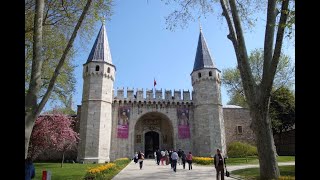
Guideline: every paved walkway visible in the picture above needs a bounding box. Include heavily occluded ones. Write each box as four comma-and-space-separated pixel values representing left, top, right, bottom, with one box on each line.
112, 159, 295, 180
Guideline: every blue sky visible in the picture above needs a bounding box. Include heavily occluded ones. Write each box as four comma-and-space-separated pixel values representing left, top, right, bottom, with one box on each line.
47, 0, 295, 111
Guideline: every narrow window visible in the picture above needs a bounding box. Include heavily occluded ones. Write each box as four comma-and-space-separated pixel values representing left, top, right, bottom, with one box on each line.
136, 135, 141, 143
237, 126, 243, 134
107, 67, 110, 73
209, 71, 212, 76
198, 72, 201, 78
95, 65, 100, 71
86, 66, 88, 72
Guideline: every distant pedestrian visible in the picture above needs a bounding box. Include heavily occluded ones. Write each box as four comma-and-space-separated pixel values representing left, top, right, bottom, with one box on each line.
169, 150, 173, 168
171, 150, 178, 172
160, 150, 165, 165
25, 157, 35, 180
138, 151, 145, 170
177, 149, 182, 165
156, 149, 161, 165
186, 152, 193, 170
133, 152, 138, 164
165, 150, 169, 165
214, 149, 225, 180
181, 151, 186, 169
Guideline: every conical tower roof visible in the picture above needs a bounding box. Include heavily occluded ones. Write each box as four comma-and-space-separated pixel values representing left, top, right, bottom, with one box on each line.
86, 24, 112, 63
193, 30, 215, 71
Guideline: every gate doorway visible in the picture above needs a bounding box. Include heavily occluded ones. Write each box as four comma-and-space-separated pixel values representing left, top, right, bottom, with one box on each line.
144, 131, 159, 158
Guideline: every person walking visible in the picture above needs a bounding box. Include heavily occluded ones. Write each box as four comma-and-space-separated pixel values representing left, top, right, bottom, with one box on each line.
138, 151, 145, 170
214, 149, 225, 180
177, 149, 182, 165
25, 157, 35, 180
154, 150, 157, 164
133, 151, 138, 164
186, 151, 193, 170
160, 150, 165, 165
181, 151, 186, 169
156, 149, 161, 165
171, 150, 178, 172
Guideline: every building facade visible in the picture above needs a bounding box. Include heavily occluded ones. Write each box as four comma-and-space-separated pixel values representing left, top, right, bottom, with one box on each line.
77, 25, 255, 163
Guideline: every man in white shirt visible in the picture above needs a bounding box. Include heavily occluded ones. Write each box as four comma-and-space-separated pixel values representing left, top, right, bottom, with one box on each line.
171, 150, 179, 172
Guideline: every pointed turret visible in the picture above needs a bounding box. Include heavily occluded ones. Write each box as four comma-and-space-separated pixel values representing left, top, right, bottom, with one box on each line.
86, 25, 112, 64
193, 30, 215, 71
78, 23, 115, 163
191, 29, 226, 157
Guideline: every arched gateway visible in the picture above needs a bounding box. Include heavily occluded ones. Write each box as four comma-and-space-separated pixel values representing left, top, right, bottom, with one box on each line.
77, 25, 229, 163
134, 112, 174, 158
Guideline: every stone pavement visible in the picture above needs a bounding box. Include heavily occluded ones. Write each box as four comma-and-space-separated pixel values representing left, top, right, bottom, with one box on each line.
112, 159, 295, 180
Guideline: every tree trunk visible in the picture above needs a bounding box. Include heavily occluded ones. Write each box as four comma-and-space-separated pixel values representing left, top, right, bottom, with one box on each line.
61, 151, 65, 168
25, 0, 93, 158
25, 0, 45, 159
251, 97, 280, 179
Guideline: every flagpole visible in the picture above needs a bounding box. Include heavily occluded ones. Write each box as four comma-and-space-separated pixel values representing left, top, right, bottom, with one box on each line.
153, 77, 155, 99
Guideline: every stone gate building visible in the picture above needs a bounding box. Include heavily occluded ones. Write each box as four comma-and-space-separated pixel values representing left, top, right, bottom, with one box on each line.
77, 25, 255, 163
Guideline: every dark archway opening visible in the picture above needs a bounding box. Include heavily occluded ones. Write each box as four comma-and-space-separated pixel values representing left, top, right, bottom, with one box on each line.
144, 131, 159, 159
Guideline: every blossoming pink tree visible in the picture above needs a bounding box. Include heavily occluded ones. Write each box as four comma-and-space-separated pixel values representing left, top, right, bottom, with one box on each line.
28, 112, 79, 167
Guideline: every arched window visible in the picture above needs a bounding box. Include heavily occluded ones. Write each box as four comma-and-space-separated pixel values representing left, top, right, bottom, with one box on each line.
209, 71, 212, 76
86, 66, 88, 72
198, 72, 201, 78
95, 65, 100, 71
107, 67, 110, 73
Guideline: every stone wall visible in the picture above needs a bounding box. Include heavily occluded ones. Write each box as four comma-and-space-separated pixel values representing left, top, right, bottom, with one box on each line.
223, 107, 255, 147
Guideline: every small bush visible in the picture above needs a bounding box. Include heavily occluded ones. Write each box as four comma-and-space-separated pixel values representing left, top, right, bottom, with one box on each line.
193, 156, 213, 165
85, 163, 116, 179
227, 141, 258, 158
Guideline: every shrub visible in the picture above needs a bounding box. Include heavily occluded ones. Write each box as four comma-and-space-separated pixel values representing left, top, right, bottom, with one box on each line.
193, 156, 213, 165
85, 163, 116, 179
84, 158, 131, 180
227, 141, 258, 158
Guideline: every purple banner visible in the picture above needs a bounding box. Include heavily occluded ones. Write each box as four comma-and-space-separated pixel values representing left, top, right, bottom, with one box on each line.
178, 125, 190, 139
117, 106, 130, 138
117, 125, 129, 138
177, 108, 190, 139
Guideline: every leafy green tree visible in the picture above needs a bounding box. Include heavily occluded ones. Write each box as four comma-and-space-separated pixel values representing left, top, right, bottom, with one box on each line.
163, 0, 294, 178
227, 91, 249, 108
270, 87, 295, 135
25, 0, 113, 159
222, 48, 295, 107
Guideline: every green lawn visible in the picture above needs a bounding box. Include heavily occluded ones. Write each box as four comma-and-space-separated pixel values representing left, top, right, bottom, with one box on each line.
34, 163, 101, 180
226, 156, 295, 166
34, 159, 131, 180
231, 165, 295, 180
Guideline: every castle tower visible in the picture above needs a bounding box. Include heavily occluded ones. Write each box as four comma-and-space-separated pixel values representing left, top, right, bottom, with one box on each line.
78, 24, 116, 163
191, 29, 226, 156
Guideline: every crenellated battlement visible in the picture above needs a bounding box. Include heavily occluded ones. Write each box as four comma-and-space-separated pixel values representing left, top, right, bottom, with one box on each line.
113, 87, 193, 103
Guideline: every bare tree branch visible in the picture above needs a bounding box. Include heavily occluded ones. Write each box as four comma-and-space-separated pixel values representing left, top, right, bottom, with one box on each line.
228, 0, 256, 104
265, 0, 290, 93
261, 0, 276, 91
